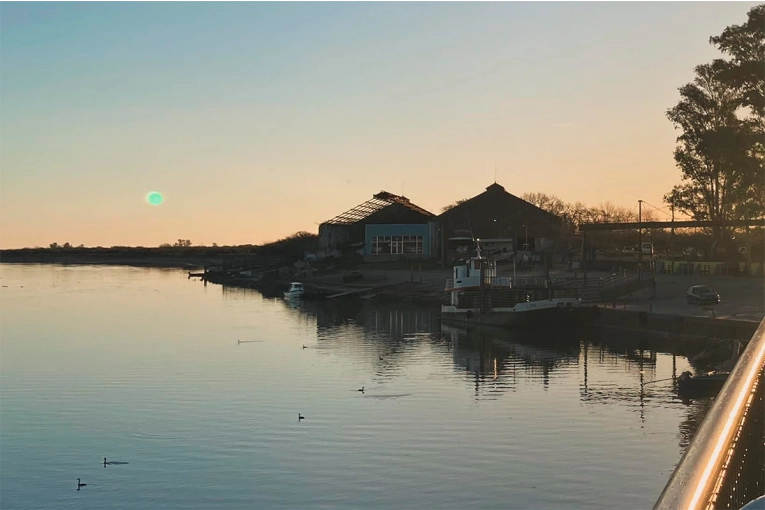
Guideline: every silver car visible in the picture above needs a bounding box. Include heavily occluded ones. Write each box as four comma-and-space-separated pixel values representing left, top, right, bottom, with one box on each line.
686, 285, 720, 305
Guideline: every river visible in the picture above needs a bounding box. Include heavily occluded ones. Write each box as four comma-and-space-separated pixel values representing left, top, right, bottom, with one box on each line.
0, 264, 711, 509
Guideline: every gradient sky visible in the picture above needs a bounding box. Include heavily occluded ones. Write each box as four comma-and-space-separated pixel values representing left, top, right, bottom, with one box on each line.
1, 2, 759, 248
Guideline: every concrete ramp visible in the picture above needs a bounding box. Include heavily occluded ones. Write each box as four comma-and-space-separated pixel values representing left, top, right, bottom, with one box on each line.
568, 273, 655, 305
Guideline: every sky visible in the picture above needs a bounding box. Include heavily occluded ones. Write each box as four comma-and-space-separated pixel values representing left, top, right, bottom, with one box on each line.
0, 2, 759, 249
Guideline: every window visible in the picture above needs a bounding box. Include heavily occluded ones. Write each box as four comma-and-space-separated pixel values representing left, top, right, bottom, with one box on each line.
373, 236, 391, 254
371, 234, 424, 255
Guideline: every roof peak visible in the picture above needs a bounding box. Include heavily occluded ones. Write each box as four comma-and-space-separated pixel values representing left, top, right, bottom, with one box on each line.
486, 182, 505, 192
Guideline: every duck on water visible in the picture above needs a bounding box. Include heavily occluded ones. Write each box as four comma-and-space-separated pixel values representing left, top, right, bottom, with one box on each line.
104, 457, 129, 466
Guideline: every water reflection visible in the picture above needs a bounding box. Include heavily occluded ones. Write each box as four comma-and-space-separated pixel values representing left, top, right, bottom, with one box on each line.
275, 297, 719, 447
1, 267, 719, 510
440, 323, 581, 395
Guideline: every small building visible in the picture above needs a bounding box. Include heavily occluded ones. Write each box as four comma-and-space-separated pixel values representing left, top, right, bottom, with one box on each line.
437, 183, 563, 263
318, 191, 437, 261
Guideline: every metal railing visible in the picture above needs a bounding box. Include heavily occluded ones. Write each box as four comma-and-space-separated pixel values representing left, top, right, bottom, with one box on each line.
444, 276, 529, 290
654, 318, 765, 510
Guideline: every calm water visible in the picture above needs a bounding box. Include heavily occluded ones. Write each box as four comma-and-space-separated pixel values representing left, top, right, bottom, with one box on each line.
1, 264, 711, 509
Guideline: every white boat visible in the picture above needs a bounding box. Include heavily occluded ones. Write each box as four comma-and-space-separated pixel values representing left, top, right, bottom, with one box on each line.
440, 242, 581, 329
283, 282, 305, 299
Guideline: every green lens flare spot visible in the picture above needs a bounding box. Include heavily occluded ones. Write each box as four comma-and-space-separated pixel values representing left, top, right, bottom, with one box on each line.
146, 191, 164, 206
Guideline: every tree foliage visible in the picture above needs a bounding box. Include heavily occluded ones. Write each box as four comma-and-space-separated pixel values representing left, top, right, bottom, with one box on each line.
521, 192, 638, 227
709, 4, 765, 125
441, 198, 470, 213
664, 6, 765, 255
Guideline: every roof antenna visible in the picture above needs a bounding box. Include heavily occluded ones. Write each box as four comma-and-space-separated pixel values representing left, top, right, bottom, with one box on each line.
401, 180, 405, 197
494, 157, 497, 184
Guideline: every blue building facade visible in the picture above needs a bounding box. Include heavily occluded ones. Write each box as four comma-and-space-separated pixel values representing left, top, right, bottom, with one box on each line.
364, 224, 434, 261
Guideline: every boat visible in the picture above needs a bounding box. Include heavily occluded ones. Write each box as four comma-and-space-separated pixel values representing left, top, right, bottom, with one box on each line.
283, 282, 305, 299
678, 370, 730, 398
440, 242, 581, 329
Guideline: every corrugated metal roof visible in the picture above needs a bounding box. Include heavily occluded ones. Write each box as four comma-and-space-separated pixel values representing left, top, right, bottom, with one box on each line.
323, 191, 435, 225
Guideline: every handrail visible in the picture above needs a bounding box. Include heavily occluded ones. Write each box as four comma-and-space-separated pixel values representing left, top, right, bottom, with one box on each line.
654, 318, 765, 510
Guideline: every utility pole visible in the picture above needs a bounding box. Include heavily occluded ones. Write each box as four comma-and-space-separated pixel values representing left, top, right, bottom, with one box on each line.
670, 205, 675, 275
638, 200, 643, 271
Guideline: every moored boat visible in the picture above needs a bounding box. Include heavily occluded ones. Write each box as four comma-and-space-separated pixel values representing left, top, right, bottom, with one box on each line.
677, 370, 730, 398
284, 282, 305, 299
440, 242, 581, 329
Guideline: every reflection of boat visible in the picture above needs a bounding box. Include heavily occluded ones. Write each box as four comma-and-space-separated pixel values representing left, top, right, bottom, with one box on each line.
283, 282, 305, 299
678, 370, 729, 398
440, 243, 581, 329
441, 323, 580, 365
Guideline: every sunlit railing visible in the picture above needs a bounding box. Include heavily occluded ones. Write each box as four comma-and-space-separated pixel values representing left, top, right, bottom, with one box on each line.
654, 318, 765, 510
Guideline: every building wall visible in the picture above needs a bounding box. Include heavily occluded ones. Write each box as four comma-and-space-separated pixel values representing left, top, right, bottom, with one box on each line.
318, 223, 351, 256
438, 184, 560, 242
364, 224, 431, 261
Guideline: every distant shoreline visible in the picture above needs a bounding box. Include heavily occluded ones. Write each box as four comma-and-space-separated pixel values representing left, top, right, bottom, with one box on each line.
0, 250, 223, 269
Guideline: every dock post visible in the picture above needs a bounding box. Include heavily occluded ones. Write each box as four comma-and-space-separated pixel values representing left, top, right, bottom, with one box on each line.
581, 231, 588, 285
479, 260, 485, 314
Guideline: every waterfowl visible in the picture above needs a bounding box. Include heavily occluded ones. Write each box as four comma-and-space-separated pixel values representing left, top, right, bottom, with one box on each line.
302, 345, 307, 349
298, 413, 305, 421
358, 387, 365, 393
77, 478, 86, 489
103, 457, 129, 466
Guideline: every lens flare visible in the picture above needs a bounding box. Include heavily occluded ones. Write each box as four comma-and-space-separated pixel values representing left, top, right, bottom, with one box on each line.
146, 191, 164, 206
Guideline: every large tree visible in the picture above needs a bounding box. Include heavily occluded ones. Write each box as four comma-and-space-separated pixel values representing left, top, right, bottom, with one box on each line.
710, 5, 765, 126
664, 61, 763, 255
710, 4, 765, 219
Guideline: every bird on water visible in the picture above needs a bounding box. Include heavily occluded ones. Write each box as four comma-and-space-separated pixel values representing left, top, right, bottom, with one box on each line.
104, 457, 129, 466
358, 387, 365, 393
298, 413, 305, 421
77, 478, 87, 490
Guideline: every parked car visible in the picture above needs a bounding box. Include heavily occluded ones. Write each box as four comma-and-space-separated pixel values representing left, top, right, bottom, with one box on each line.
622, 246, 636, 254
686, 285, 720, 305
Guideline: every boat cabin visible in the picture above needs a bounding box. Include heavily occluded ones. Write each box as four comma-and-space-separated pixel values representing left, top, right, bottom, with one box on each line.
452, 256, 498, 289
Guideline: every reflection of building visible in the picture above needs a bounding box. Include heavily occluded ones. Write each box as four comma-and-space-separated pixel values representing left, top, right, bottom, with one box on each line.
308, 300, 439, 342
318, 191, 437, 261
441, 324, 580, 394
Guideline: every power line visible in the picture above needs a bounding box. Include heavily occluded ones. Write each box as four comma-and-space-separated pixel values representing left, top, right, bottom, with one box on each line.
641, 200, 673, 218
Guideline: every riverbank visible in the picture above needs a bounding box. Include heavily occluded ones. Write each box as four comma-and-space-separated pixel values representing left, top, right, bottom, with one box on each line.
200, 266, 453, 305
0, 253, 215, 269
